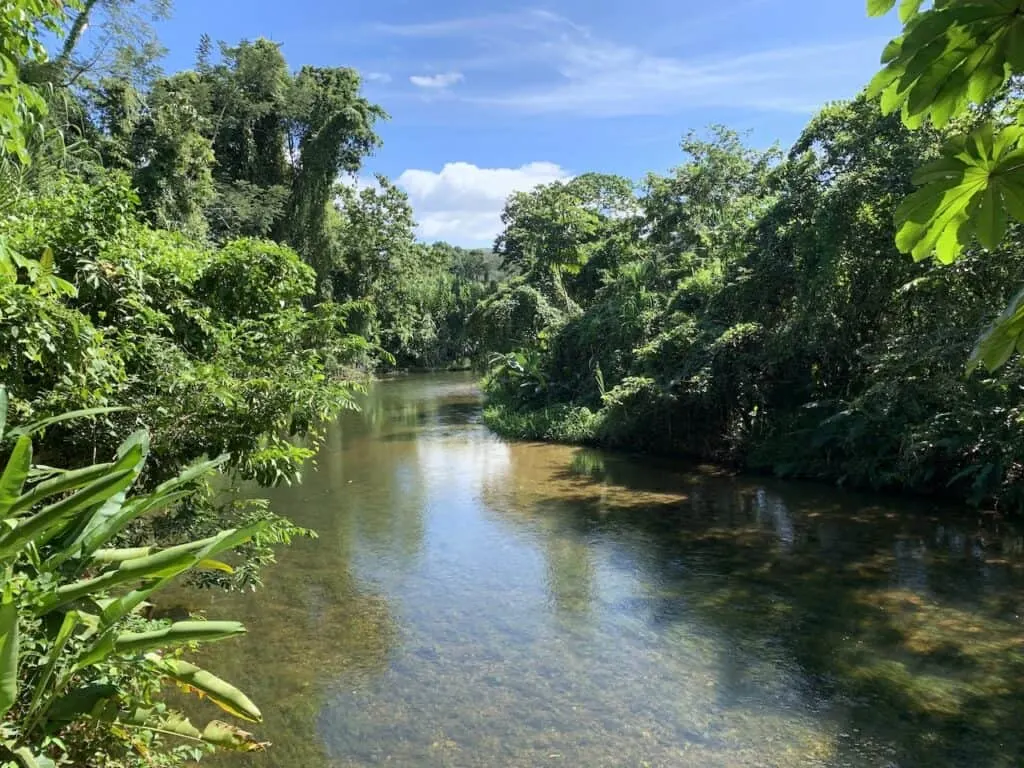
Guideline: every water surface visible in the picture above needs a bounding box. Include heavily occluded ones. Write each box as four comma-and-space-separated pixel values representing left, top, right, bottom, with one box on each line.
193, 373, 1024, 767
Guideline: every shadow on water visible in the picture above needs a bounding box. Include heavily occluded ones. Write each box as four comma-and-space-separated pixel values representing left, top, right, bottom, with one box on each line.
195, 373, 1024, 767
490, 446, 1024, 767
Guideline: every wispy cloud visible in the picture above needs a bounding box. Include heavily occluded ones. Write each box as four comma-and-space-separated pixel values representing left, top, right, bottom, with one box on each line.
364, 72, 393, 84
369, 9, 881, 117
410, 72, 465, 89
480, 38, 884, 116
372, 10, 576, 38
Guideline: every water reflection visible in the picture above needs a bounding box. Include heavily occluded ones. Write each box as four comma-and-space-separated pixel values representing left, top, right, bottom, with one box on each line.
200, 373, 1024, 768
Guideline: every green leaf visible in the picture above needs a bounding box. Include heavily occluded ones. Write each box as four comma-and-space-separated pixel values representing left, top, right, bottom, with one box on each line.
53, 455, 226, 574
7, 461, 116, 519
0, 461, 138, 560
115, 709, 269, 752
148, 656, 261, 722
26, 611, 80, 721
46, 684, 119, 722
870, 2, 1024, 127
895, 126, 1024, 262
6, 746, 56, 768
899, 0, 923, 23
75, 622, 247, 671
969, 285, 1024, 371
975, 184, 1008, 249
0, 599, 18, 718
0, 385, 7, 441
41, 522, 265, 623
868, 0, 897, 17
7, 406, 129, 439
0, 436, 32, 518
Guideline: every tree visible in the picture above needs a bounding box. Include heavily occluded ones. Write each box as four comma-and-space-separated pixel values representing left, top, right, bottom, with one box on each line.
495, 174, 636, 314
284, 66, 385, 291
0, 0, 74, 166
866, 0, 1024, 370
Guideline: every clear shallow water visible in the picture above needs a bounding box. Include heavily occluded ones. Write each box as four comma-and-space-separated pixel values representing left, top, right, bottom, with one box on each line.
191, 373, 1024, 767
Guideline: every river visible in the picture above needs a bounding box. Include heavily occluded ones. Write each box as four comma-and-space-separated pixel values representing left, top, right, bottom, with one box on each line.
190, 372, 1024, 767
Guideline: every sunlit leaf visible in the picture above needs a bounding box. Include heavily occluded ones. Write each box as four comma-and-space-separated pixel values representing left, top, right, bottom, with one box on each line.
969, 284, 1024, 371
894, 126, 1024, 263
0, 436, 32, 519
0, 598, 18, 718
148, 656, 261, 722
867, 0, 897, 17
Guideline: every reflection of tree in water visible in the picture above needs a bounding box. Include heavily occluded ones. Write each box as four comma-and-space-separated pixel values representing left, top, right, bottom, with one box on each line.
544, 534, 595, 618
482, 444, 1024, 767
187, 429, 400, 767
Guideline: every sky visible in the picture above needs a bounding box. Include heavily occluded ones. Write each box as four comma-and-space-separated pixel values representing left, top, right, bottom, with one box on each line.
150, 0, 900, 247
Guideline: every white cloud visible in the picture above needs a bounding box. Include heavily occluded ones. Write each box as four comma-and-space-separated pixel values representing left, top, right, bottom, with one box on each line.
409, 72, 465, 89
363, 72, 393, 83
395, 161, 570, 246
372, 10, 882, 117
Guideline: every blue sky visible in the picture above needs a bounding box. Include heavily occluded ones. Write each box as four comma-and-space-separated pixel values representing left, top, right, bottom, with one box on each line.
153, 0, 899, 246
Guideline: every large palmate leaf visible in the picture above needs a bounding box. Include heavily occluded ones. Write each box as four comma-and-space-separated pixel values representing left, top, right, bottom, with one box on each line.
895, 125, 1024, 263
869, 0, 1024, 129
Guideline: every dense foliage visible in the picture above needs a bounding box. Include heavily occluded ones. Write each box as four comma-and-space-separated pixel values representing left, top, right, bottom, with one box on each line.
7, 0, 1024, 762
0, 1, 500, 764
0, 399, 270, 766
480, 105, 1024, 511
868, 0, 1024, 370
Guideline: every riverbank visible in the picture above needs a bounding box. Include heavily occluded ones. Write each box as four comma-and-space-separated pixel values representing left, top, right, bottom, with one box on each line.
191, 373, 1024, 768
481, 398, 1020, 514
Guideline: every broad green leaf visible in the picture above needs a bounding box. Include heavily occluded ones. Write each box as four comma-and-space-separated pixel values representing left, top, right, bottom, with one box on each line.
7, 746, 56, 768
148, 656, 261, 722
7, 461, 116, 518
969, 285, 1024, 371
0, 436, 32, 518
153, 455, 228, 495
26, 611, 81, 721
0, 464, 137, 560
900, 0, 924, 23
51, 455, 227, 571
871, 2, 1024, 127
46, 683, 119, 722
895, 126, 1024, 262
74, 621, 247, 671
0, 599, 18, 717
116, 709, 269, 752
90, 547, 154, 564
7, 406, 128, 439
867, 0, 897, 17
975, 184, 1008, 248
56, 490, 193, 571
94, 524, 265, 627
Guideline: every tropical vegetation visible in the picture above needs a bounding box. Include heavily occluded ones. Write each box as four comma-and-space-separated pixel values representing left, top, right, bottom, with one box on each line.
6, 0, 1024, 763
0, 0, 497, 764
477, 3, 1024, 512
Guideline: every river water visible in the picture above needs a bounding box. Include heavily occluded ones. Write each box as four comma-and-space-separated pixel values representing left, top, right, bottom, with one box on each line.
192, 373, 1024, 767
